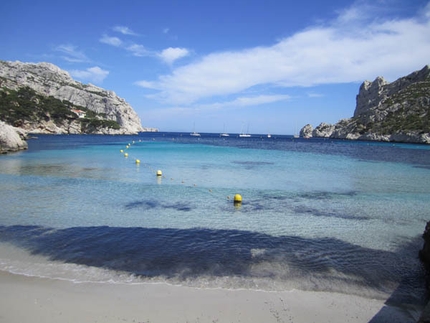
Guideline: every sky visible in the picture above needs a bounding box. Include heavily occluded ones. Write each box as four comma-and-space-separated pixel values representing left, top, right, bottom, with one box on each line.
1, 0, 430, 135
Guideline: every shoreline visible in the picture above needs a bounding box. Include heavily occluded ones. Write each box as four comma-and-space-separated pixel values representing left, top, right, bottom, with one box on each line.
0, 270, 418, 323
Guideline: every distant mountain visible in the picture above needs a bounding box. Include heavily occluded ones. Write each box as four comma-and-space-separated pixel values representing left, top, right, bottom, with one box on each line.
0, 60, 156, 134
300, 65, 430, 144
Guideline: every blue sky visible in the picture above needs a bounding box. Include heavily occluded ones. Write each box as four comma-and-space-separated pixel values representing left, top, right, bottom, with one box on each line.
1, 0, 430, 134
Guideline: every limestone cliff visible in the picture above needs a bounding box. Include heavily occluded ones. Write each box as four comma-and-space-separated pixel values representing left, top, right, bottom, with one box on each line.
300, 65, 430, 144
0, 60, 155, 134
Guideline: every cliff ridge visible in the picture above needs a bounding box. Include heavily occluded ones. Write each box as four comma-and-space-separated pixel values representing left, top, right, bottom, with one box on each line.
0, 60, 155, 135
300, 65, 430, 144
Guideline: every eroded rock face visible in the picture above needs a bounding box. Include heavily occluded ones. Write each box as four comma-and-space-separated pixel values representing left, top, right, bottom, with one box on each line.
299, 124, 313, 138
0, 121, 28, 153
354, 66, 430, 120
303, 65, 430, 144
0, 60, 148, 134
312, 123, 335, 138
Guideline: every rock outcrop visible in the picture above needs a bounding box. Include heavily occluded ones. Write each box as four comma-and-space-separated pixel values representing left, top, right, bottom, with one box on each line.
0, 60, 154, 134
312, 122, 335, 138
299, 124, 313, 138
0, 121, 28, 153
418, 222, 430, 323
300, 65, 430, 144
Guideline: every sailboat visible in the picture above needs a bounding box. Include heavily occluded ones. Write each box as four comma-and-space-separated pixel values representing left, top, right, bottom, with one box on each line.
239, 124, 251, 137
293, 124, 300, 138
220, 124, 229, 137
190, 123, 201, 137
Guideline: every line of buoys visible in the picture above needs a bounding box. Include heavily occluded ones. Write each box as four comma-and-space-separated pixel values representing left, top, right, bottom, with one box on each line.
118, 140, 243, 206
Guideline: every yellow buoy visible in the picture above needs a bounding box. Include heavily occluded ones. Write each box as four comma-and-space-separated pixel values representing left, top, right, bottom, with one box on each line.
156, 170, 162, 177
233, 194, 242, 204
135, 159, 140, 164
124, 153, 128, 157
120, 149, 124, 153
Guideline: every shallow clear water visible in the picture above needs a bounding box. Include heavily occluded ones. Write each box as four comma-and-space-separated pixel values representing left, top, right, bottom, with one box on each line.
1, 133, 430, 309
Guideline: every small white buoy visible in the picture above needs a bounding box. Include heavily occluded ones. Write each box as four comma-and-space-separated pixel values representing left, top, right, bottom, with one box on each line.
156, 170, 162, 177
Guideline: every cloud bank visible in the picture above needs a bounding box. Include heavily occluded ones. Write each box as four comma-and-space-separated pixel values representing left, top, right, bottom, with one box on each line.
136, 1, 430, 106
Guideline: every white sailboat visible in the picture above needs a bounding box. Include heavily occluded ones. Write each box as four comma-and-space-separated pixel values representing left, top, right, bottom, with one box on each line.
220, 124, 229, 137
190, 123, 201, 137
293, 124, 300, 138
239, 123, 251, 137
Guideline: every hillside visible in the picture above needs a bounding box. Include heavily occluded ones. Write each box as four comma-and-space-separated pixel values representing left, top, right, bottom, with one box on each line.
0, 60, 155, 134
301, 65, 430, 144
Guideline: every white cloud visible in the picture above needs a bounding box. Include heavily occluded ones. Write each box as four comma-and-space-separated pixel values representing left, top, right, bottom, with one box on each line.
230, 94, 290, 107
126, 44, 148, 57
136, 1, 430, 105
134, 80, 158, 89
113, 25, 138, 36
99, 34, 123, 47
198, 94, 291, 110
69, 66, 109, 84
158, 47, 190, 64
307, 92, 324, 98
55, 44, 89, 63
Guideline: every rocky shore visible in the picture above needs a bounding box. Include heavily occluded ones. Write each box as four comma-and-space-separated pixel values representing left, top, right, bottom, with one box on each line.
419, 222, 430, 323
0, 121, 28, 153
300, 65, 430, 144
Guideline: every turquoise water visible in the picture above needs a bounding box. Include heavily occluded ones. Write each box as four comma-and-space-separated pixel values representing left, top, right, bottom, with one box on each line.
1, 133, 430, 316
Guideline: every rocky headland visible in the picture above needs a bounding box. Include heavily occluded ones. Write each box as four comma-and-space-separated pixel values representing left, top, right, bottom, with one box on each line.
0, 60, 157, 137
300, 65, 430, 144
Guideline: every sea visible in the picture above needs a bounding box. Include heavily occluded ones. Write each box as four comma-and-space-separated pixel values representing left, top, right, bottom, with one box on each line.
1, 132, 430, 320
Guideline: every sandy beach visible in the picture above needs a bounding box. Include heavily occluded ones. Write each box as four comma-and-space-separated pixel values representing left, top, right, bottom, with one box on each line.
0, 270, 413, 323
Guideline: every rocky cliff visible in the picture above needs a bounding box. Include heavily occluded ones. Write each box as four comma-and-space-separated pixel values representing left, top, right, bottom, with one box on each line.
300, 65, 430, 144
0, 60, 155, 135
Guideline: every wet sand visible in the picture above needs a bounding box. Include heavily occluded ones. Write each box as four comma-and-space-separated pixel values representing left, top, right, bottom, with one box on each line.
0, 270, 412, 323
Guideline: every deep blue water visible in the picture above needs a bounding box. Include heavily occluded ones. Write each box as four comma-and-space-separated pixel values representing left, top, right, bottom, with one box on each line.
1, 132, 430, 316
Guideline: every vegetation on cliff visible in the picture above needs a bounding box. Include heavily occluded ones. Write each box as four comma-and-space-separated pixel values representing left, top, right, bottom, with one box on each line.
0, 86, 120, 132
356, 80, 430, 135
0, 60, 146, 134
303, 65, 430, 143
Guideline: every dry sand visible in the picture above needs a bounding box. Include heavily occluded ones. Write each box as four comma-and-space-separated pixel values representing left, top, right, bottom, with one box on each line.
0, 270, 411, 323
